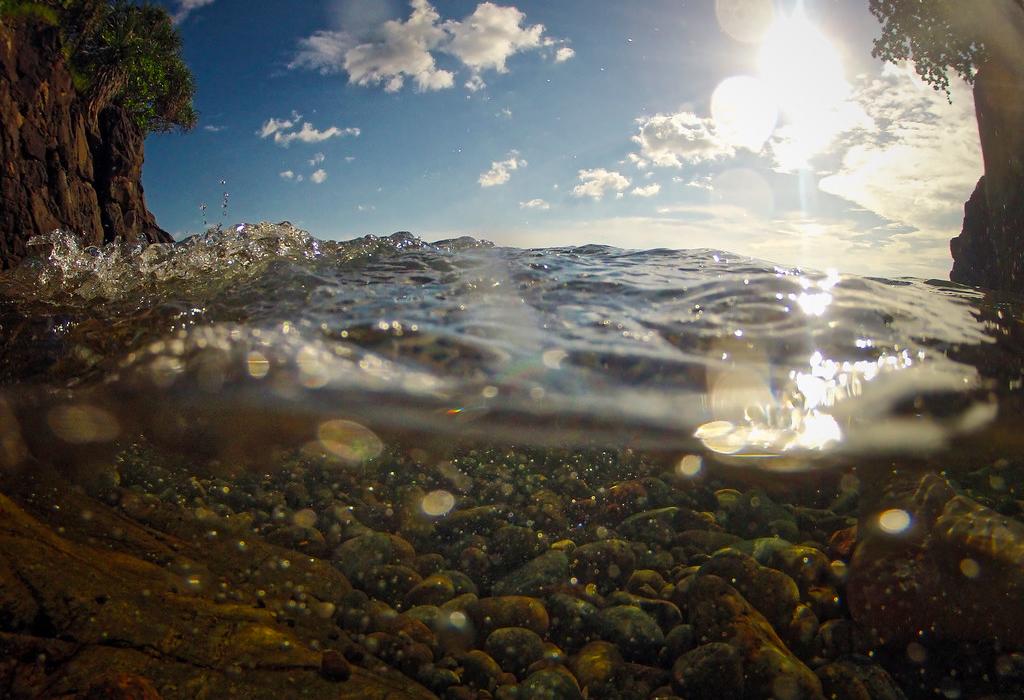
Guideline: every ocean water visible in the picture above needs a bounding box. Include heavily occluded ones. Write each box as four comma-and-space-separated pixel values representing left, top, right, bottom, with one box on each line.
1, 221, 1020, 466
2, 222, 1024, 698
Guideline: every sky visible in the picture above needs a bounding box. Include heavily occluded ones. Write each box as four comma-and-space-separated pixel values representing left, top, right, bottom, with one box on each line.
144, 0, 983, 279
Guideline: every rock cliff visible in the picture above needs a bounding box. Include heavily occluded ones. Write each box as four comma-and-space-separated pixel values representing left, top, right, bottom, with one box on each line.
0, 17, 170, 270
950, 61, 1024, 292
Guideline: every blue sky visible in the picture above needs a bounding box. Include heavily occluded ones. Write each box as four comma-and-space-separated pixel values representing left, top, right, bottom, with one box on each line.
144, 0, 982, 278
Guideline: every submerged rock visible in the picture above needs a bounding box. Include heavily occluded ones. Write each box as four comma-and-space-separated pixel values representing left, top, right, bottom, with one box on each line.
847, 473, 1024, 647
685, 575, 823, 699
0, 486, 433, 699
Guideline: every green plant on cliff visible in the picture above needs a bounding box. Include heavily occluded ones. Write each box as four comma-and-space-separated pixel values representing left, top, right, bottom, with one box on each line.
73, 1, 197, 134
1, 0, 196, 134
870, 0, 1024, 97
0, 0, 59, 25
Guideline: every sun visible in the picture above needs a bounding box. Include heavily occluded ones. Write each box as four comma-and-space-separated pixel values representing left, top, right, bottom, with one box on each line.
708, 5, 851, 159
758, 7, 848, 120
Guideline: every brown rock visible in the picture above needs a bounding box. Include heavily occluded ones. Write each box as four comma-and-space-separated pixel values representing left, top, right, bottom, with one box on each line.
847, 472, 1024, 647
1, 19, 171, 270
0, 484, 434, 700
467, 596, 550, 637
81, 673, 162, 700
686, 575, 824, 699
320, 649, 352, 682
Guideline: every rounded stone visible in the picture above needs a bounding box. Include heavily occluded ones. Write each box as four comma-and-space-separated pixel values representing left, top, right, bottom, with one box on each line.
672, 642, 744, 699
468, 596, 550, 637
569, 640, 623, 695
404, 573, 457, 608
460, 649, 504, 691
592, 605, 665, 662
570, 540, 635, 595
361, 564, 422, 607
485, 626, 546, 678
519, 667, 583, 700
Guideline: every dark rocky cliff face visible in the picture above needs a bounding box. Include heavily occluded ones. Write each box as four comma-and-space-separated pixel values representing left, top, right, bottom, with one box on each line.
950, 176, 999, 288
0, 18, 171, 270
950, 62, 1024, 292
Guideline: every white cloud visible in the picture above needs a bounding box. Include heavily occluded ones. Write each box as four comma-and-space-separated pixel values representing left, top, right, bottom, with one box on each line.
796, 65, 982, 259
203, 124, 225, 133
290, 1, 568, 93
479, 151, 526, 187
348, 0, 454, 92
259, 118, 360, 147
443, 2, 547, 90
345, 156, 357, 163
631, 111, 734, 168
291, 0, 452, 92
309, 152, 326, 166
172, 0, 215, 24
310, 169, 328, 184
573, 169, 632, 201
520, 198, 550, 210
259, 117, 295, 139
631, 183, 661, 198
290, 31, 352, 75
555, 47, 575, 63
279, 170, 295, 180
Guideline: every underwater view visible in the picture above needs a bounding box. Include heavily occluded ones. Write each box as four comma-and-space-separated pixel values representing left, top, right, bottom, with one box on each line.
3, 1, 1024, 699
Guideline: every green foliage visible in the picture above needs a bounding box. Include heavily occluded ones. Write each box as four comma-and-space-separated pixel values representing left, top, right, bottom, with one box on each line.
74, 1, 197, 133
870, 0, 1024, 97
2, 0, 197, 134
0, 1, 60, 25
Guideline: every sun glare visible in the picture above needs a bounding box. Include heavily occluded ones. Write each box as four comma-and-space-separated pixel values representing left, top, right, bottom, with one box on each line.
758, 8, 848, 119
709, 4, 849, 163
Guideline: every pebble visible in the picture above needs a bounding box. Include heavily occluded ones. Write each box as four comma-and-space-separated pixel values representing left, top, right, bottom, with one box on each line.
460, 649, 503, 691
518, 666, 583, 700
569, 640, 623, 695
672, 642, 745, 699
468, 596, 550, 637
569, 540, 635, 595
404, 573, 457, 607
485, 627, 546, 678
591, 605, 665, 662
492, 549, 568, 597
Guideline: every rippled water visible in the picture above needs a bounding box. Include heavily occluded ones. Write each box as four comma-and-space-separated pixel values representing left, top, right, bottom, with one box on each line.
1, 222, 1023, 471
